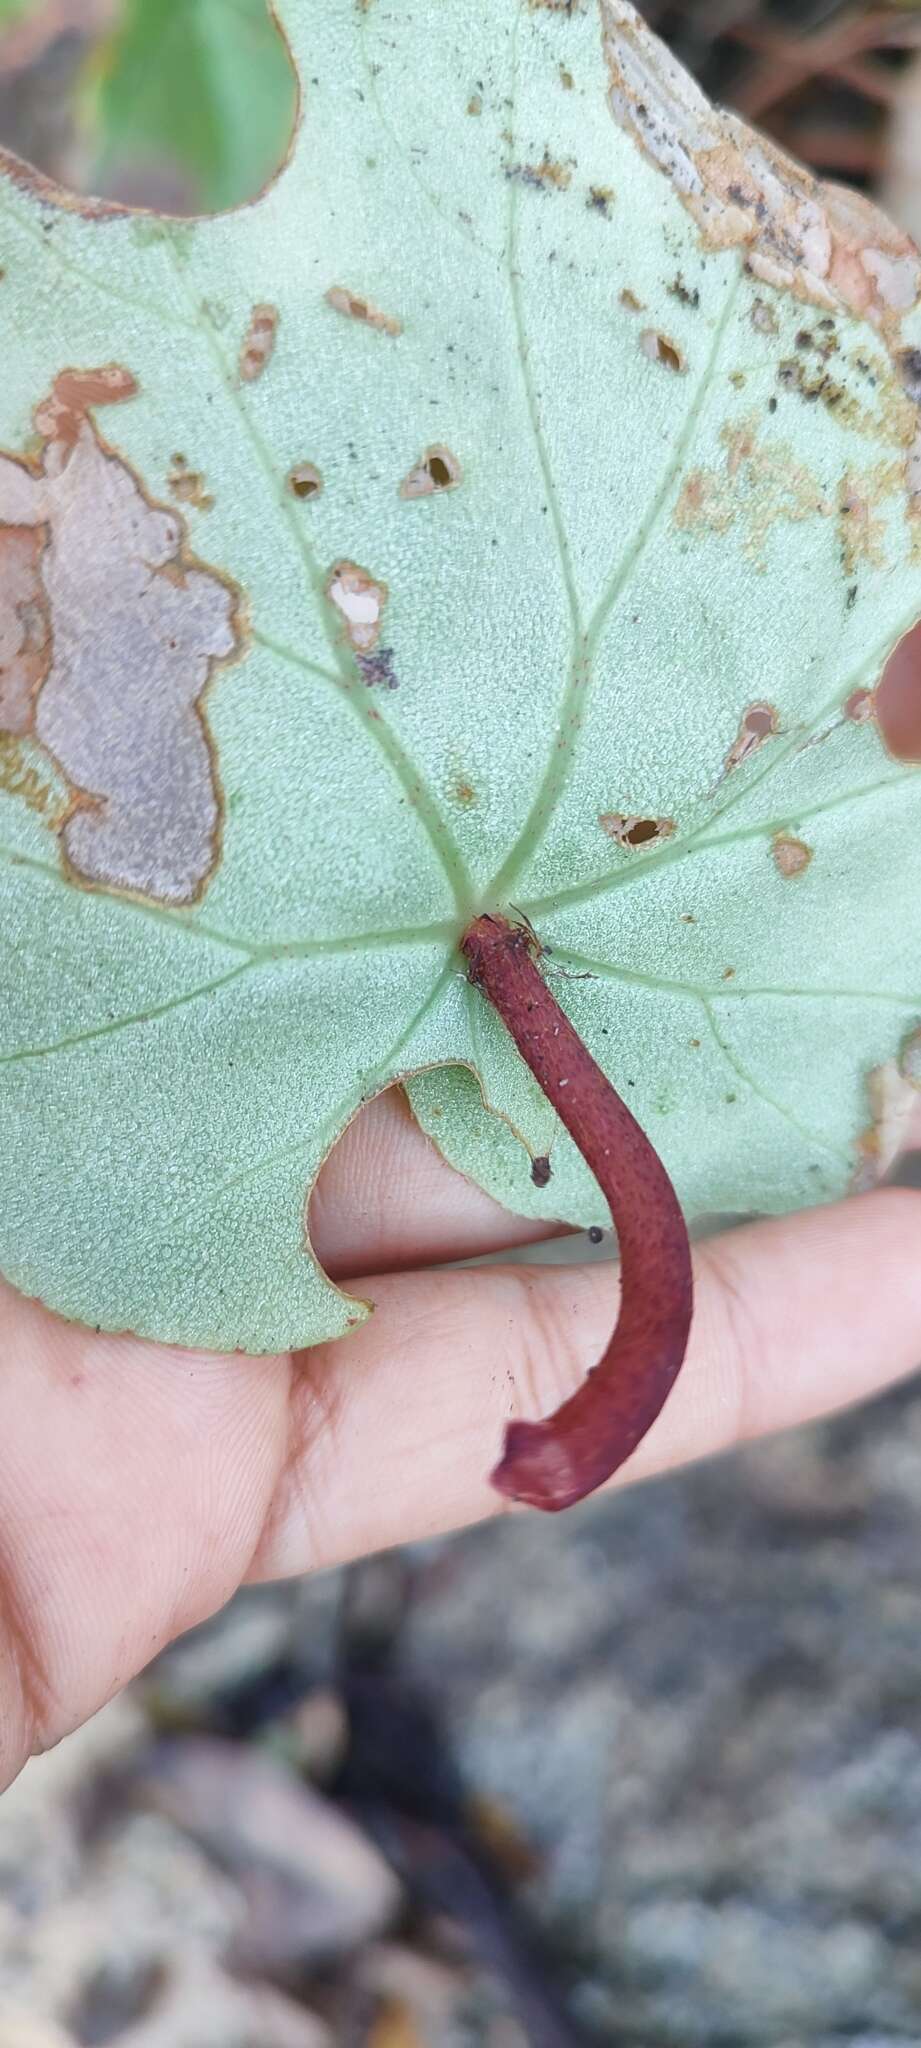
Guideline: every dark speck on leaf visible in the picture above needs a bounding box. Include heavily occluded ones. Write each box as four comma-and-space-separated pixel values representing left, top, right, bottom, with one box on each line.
897, 347, 921, 404
669, 273, 700, 309
357, 647, 399, 689
531, 1154, 552, 1188
588, 1226, 604, 1244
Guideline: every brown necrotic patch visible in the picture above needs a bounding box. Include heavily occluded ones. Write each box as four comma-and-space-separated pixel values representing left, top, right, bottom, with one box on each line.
599, 811, 675, 848
289, 462, 323, 501
325, 287, 402, 336
168, 454, 214, 512
399, 445, 462, 499
239, 304, 279, 383
0, 368, 243, 906
602, 2, 921, 335
0, 733, 65, 823
676, 419, 830, 566
506, 153, 573, 193
326, 560, 388, 655
771, 832, 813, 878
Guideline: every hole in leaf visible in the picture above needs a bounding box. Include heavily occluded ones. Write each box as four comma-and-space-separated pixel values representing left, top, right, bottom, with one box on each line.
639, 329, 684, 372
599, 812, 675, 848
289, 462, 323, 501
69, 1958, 167, 2046
326, 560, 388, 654
0, 0, 298, 218
724, 701, 780, 773
399, 445, 462, 499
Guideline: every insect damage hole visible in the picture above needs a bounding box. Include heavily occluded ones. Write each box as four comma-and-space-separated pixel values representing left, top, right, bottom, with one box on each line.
326, 560, 388, 654
640, 329, 685, 373
725, 702, 780, 773
288, 463, 323, 501
599, 812, 675, 849
399, 445, 462, 499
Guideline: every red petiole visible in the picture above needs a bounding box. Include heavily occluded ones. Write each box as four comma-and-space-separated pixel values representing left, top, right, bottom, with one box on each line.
462, 913, 694, 1514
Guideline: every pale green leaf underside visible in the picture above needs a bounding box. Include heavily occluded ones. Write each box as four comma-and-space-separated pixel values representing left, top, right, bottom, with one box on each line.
0, 0, 919, 1351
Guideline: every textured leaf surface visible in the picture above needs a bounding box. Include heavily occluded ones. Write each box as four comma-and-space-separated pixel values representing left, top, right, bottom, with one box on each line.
1, 0, 920, 1352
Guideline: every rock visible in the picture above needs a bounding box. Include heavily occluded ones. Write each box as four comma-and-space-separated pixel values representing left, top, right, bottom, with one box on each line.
1, 1813, 242, 2035
399, 1377, 921, 2039
113, 1959, 331, 2048
0, 1697, 145, 1918
279, 1689, 350, 1784
358, 1941, 469, 2035
138, 1737, 401, 1972
0, 2016, 77, 2048
143, 1588, 301, 1726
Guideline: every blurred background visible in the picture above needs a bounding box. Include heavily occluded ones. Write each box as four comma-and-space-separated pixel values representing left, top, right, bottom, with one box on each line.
2, 3, 921, 2043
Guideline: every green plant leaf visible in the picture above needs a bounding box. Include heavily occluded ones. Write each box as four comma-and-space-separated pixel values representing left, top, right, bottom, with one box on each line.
85, 0, 297, 213
1, 0, 920, 1353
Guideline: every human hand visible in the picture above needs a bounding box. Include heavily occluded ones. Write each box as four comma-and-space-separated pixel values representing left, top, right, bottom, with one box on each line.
1, 1085, 920, 1794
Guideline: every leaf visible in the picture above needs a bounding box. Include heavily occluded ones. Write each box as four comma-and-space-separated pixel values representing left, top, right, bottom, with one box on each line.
85, 0, 297, 213
0, 0, 920, 1355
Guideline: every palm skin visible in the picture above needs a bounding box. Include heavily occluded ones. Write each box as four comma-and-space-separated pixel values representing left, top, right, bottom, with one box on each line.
1, 1083, 920, 1795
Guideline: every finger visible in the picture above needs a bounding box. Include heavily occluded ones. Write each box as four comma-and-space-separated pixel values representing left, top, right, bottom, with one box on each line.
252, 1187, 921, 1576
0, 1278, 291, 1788
310, 1083, 567, 1276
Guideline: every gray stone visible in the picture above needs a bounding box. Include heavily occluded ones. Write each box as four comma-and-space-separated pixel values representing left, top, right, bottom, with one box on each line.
139, 1736, 401, 1972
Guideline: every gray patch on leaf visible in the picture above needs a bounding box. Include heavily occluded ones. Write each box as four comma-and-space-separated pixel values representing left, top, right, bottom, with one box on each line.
0, 369, 242, 906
